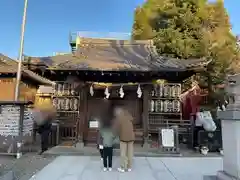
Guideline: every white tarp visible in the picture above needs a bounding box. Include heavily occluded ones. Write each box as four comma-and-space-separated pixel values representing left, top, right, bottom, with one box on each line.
196, 111, 216, 132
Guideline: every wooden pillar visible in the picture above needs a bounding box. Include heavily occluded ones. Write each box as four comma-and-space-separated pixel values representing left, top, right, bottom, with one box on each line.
142, 85, 149, 148
76, 86, 87, 149
82, 87, 88, 144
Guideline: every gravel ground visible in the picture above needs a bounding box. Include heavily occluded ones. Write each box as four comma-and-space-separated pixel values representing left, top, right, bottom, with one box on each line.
0, 153, 55, 180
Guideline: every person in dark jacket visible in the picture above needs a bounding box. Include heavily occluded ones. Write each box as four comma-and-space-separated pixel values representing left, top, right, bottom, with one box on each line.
99, 127, 117, 172
37, 118, 52, 154
32, 105, 56, 154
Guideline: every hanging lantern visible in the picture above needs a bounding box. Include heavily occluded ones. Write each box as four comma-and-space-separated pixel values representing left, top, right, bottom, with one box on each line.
90, 85, 94, 96
119, 85, 124, 98
104, 86, 110, 99
137, 84, 142, 98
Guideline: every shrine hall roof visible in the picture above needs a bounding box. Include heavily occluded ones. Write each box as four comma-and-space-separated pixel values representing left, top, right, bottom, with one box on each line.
0, 53, 54, 85
24, 38, 210, 72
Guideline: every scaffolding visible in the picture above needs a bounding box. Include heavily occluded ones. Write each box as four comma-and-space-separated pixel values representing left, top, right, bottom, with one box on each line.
69, 31, 131, 43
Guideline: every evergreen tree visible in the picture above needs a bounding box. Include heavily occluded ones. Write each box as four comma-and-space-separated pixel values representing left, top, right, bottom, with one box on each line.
132, 0, 239, 88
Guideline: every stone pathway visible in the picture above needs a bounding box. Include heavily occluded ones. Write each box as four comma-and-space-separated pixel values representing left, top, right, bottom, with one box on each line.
29, 156, 223, 180
0, 153, 54, 180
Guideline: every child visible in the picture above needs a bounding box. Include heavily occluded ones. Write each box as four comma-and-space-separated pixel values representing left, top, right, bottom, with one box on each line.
99, 127, 117, 172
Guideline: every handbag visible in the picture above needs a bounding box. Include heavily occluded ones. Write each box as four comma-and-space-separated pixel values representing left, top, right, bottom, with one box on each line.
113, 136, 120, 145
196, 111, 216, 132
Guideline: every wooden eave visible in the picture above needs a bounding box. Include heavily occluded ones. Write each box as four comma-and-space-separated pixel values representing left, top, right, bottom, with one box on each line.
0, 55, 54, 86
21, 69, 55, 86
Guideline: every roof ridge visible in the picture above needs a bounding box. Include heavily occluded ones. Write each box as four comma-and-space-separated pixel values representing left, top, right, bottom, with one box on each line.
0, 53, 18, 66
77, 37, 152, 46
24, 53, 72, 58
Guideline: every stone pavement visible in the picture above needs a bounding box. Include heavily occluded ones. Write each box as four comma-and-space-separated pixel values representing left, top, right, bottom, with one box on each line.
28, 156, 223, 180
0, 153, 55, 180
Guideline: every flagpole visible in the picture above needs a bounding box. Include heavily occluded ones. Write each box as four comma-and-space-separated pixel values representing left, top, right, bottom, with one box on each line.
14, 0, 28, 101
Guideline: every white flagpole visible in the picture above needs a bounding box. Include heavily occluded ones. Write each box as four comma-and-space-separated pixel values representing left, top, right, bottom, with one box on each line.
14, 0, 28, 101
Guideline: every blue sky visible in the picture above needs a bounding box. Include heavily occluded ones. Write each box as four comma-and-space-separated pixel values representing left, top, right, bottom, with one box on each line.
0, 0, 239, 59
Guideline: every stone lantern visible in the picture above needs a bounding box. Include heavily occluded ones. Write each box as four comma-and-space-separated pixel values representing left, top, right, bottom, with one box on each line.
217, 73, 240, 180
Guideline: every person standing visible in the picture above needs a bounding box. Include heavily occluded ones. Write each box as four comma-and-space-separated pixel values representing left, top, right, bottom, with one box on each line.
99, 127, 117, 172
37, 115, 53, 154
32, 103, 56, 154
113, 107, 135, 172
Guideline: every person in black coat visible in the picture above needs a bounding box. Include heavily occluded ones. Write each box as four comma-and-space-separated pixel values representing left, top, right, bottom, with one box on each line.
32, 106, 56, 154
36, 118, 52, 154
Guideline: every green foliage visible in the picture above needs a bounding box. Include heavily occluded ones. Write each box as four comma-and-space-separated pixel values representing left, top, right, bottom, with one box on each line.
132, 0, 239, 87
